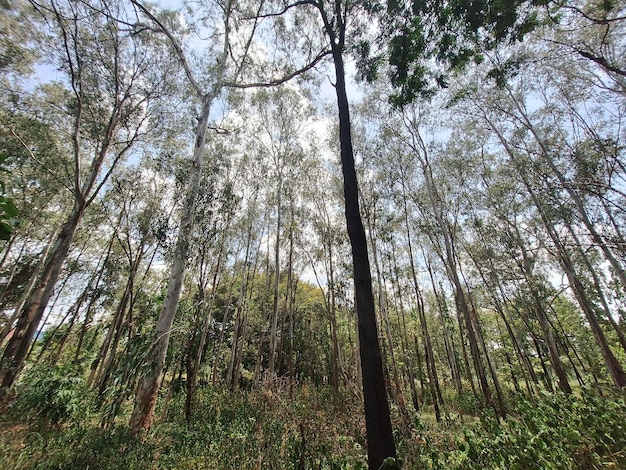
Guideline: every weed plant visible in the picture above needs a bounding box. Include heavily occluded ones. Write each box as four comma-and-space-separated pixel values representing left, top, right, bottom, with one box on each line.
2, 376, 625, 469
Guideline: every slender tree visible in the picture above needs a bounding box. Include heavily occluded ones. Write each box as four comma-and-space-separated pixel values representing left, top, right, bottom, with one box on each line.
0, 0, 168, 392
128, 0, 328, 433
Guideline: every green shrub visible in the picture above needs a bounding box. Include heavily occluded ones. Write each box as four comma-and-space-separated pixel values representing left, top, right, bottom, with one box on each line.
452, 388, 626, 469
12, 363, 94, 424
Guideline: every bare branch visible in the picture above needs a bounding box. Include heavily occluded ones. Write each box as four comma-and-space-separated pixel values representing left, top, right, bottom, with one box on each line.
576, 49, 626, 77
8, 128, 75, 196
542, 38, 626, 78
224, 49, 331, 89
242, 0, 316, 20
562, 5, 626, 25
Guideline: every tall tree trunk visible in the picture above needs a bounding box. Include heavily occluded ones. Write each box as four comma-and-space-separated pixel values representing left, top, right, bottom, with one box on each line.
227, 237, 257, 389
366, 211, 406, 414
0, 204, 82, 391
505, 219, 572, 394
285, 207, 296, 396
518, 158, 625, 388
422, 165, 494, 411
425, 256, 462, 394
326, 36, 397, 468
563, 220, 626, 355
327, 237, 341, 391
400, 197, 441, 418
129, 96, 212, 433
96, 247, 144, 394
268, 173, 282, 378
511, 96, 626, 293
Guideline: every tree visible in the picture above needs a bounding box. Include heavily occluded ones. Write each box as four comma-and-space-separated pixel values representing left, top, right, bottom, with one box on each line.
127, 0, 329, 433
266, 0, 400, 465
0, 0, 170, 392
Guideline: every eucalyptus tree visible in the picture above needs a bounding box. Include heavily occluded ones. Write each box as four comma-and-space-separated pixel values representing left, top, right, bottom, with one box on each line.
303, 153, 350, 392
0, 101, 67, 348
224, 172, 266, 391
242, 86, 315, 380
183, 140, 240, 422
0, 0, 173, 392
0, 2, 68, 342
127, 0, 329, 432
251, 0, 400, 463
388, 143, 444, 417
379, 102, 500, 415
217, 145, 273, 391
460, 76, 626, 388
89, 164, 170, 395
460, 163, 571, 394
488, 74, 626, 296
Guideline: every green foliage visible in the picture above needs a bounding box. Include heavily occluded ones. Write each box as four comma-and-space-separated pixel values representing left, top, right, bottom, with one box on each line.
383, 0, 551, 105
460, 389, 626, 468
1, 425, 154, 470
0, 152, 18, 241
11, 363, 94, 425
1, 385, 368, 470
401, 387, 626, 469
3, 371, 626, 470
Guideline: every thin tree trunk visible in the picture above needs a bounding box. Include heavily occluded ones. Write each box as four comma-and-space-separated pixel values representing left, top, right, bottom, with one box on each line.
404, 122, 494, 410
129, 96, 213, 433
366, 213, 406, 414
268, 174, 282, 379
400, 202, 441, 419
425, 256, 462, 395
482, 109, 626, 388
512, 97, 626, 293
74, 232, 116, 365
525, 163, 626, 388
564, 220, 626, 355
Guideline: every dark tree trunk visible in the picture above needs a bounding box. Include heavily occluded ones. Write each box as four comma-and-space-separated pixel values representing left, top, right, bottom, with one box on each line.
329, 42, 397, 469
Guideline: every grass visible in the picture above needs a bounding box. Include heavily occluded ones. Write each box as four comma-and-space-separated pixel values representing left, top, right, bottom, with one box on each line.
2, 381, 626, 469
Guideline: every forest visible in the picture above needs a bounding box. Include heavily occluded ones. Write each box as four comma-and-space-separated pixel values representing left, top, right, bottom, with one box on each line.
1, 0, 626, 468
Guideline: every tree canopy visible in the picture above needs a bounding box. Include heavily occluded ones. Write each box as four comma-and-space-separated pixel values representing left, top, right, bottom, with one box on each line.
1, 0, 626, 468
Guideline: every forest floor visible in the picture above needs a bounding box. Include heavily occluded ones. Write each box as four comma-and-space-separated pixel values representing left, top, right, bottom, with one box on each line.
1, 382, 626, 469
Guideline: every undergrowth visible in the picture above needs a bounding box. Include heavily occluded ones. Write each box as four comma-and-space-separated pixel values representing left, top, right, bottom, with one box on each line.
1, 376, 625, 469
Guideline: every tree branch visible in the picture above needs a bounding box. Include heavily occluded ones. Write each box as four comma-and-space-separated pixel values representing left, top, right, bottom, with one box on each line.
130, 0, 205, 97
8, 128, 75, 196
242, 0, 316, 20
224, 49, 331, 89
576, 49, 626, 78
562, 5, 626, 25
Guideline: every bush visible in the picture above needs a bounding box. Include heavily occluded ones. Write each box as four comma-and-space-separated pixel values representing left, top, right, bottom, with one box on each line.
11, 363, 94, 424
453, 387, 626, 469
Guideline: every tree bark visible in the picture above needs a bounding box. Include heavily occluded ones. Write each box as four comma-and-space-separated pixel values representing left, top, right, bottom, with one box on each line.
328, 40, 398, 469
0, 205, 82, 391
129, 97, 212, 433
